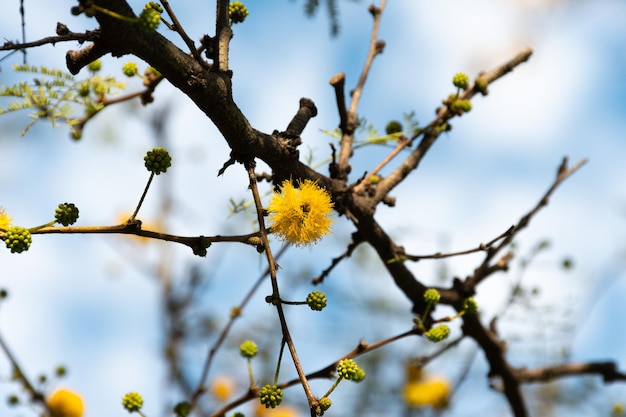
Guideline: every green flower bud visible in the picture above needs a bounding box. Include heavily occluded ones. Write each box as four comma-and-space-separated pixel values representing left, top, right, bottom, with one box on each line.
139, 3, 162, 32
229, 1, 249, 24
463, 297, 478, 314
336, 359, 365, 381
55, 203, 79, 226
122, 392, 143, 413
55, 365, 67, 377
259, 384, 283, 408
425, 324, 450, 343
87, 60, 102, 72
453, 72, 470, 89
306, 291, 327, 311
93, 82, 108, 97
352, 367, 366, 382
239, 340, 257, 358
315, 397, 332, 415
144, 147, 172, 174
385, 120, 403, 135
173, 401, 191, 417
4, 226, 32, 254
78, 82, 91, 97
423, 288, 440, 304
122, 62, 138, 77
451, 99, 472, 113
70, 128, 83, 141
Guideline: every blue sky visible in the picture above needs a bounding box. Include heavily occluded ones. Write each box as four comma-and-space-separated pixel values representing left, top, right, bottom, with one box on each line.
1, 0, 626, 416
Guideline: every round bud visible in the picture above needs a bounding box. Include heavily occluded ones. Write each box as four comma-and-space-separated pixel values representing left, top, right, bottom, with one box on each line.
4, 226, 32, 254
452, 72, 469, 89
122, 392, 144, 412
259, 385, 283, 408
122, 62, 138, 77
425, 324, 450, 343
139, 3, 162, 32
87, 60, 102, 72
336, 359, 365, 381
239, 340, 258, 358
144, 147, 172, 175
55, 203, 79, 226
315, 397, 332, 415
423, 288, 440, 304
229, 1, 249, 24
463, 297, 478, 314
173, 401, 190, 417
385, 120, 403, 135
306, 291, 327, 311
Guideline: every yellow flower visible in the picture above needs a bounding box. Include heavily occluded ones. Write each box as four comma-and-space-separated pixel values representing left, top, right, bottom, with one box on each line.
255, 403, 300, 417
403, 377, 450, 409
0, 207, 13, 231
211, 375, 235, 402
267, 179, 334, 247
47, 388, 85, 417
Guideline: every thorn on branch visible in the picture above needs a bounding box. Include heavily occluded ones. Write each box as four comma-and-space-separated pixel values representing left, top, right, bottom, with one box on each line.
375, 40, 385, 54
368, 5, 381, 17
56, 23, 70, 36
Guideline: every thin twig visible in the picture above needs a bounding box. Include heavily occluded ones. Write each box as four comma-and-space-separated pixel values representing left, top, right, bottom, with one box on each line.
24, 223, 262, 256
370, 47, 534, 205
212, 326, 422, 416
160, 0, 209, 69
0, 30, 99, 52
399, 226, 514, 262
129, 172, 155, 222
335, 0, 387, 180
515, 361, 626, 383
190, 244, 289, 409
244, 162, 317, 410
311, 233, 364, 284
0, 331, 50, 413
464, 157, 588, 290
352, 134, 411, 194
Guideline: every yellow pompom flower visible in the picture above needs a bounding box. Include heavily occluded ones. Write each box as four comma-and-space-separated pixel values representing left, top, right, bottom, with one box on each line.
47, 388, 85, 417
0, 206, 13, 231
267, 179, 334, 247
403, 377, 450, 409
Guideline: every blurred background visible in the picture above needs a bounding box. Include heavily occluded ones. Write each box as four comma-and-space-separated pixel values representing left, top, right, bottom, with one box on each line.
0, 0, 625, 416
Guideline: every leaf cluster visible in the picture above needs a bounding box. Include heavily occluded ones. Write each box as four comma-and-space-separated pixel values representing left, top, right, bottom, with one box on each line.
0, 64, 125, 136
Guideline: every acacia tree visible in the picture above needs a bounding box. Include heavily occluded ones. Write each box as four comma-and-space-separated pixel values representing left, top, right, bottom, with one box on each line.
0, 1, 624, 417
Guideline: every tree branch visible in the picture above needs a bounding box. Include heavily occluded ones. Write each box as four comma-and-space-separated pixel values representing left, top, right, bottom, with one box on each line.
463, 157, 588, 291
515, 361, 626, 383
335, 1, 387, 181
370, 47, 534, 206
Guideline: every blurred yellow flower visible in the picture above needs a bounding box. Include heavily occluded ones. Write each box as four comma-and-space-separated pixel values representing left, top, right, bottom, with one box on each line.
255, 403, 300, 417
0, 206, 13, 231
267, 179, 333, 247
211, 375, 235, 402
403, 376, 450, 409
47, 388, 85, 417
